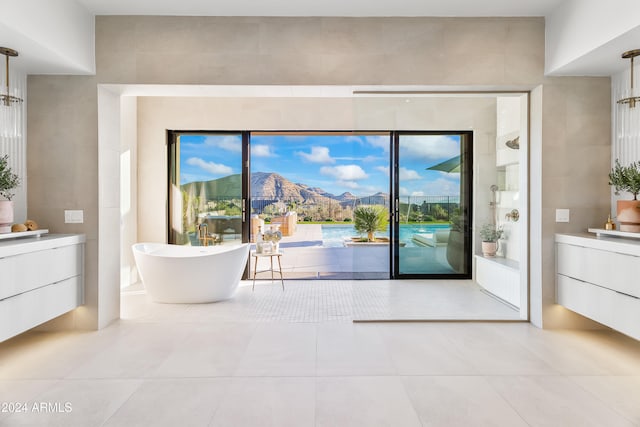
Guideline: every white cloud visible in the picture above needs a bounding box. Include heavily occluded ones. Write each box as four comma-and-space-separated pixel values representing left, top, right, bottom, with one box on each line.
203, 135, 242, 153
411, 191, 425, 196
344, 135, 364, 144
399, 187, 410, 196
320, 164, 368, 181
417, 177, 461, 197
400, 135, 460, 162
252, 144, 275, 157
365, 135, 391, 152
362, 155, 384, 163
186, 157, 233, 175
320, 165, 371, 193
376, 166, 390, 176
297, 146, 335, 164
399, 167, 421, 180
338, 180, 361, 190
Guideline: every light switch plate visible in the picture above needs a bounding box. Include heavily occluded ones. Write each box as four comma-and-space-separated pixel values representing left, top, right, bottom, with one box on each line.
64, 210, 84, 224
555, 208, 570, 223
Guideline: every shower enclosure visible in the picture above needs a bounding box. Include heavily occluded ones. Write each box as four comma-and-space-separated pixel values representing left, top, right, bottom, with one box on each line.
475, 95, 528, 319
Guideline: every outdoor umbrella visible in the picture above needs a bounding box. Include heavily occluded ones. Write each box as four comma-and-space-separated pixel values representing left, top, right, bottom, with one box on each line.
426, 155, 460, 173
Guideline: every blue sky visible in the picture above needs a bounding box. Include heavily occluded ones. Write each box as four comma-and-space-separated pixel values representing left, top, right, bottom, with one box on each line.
179, 133, 461, 197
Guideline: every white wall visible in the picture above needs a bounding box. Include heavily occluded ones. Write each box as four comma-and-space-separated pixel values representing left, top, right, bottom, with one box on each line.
120, 96, 138, 288
529, 86, 543, 327
97, 87, 121, 328
546, 0, 640, 75
0, 0, 95, 74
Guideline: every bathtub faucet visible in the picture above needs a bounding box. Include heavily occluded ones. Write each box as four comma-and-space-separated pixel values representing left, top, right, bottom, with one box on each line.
198, 223, 221, 246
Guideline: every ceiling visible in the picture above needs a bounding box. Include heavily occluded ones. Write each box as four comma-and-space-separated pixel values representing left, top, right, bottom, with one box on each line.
75, 0, 564, 17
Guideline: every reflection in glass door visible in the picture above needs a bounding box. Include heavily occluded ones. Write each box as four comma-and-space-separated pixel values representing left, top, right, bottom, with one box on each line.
167, 132, 246, 246
393, 132, 472, 278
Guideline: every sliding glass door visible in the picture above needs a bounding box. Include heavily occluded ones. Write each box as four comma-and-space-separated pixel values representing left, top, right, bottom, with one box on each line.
249, 132, 391, 279
167, 131, 248, 246
392, 132, 472, 278
167, 130, 472, 280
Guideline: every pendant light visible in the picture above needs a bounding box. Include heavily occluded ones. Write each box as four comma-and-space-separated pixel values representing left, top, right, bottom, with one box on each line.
0, 47, 23, 138
617, 49, 640, 108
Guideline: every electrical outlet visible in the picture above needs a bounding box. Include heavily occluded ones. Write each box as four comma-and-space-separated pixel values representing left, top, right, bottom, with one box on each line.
64, 210, 84, 224
555, 209, 570, 223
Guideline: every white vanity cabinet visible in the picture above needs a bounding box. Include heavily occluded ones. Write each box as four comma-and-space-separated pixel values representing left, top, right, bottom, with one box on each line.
555, 233, 640, 340
0, 234, 85, 342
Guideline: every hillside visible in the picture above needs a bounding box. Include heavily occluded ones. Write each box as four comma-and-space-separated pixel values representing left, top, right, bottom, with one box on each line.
182, 172, 388, 205
180, 174, 241, 200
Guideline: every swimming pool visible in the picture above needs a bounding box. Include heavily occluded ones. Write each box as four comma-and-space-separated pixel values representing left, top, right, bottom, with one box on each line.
321, 224, 451, 248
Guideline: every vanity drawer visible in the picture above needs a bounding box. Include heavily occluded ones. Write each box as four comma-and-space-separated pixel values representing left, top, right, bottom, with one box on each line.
0, 244, 83, 300
0, 275, 83, 342
557, 243, 640, 298
557, 274, 640, 340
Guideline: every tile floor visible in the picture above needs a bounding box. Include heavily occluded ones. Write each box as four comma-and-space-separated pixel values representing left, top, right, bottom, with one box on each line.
1, 285, 640, 426
121, 280, 521, 323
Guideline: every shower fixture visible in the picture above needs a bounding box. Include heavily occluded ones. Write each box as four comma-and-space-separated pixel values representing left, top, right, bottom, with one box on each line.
505, 209, 520, 222
489, 185, 498, 206
505, 136, 519, 150
489, 184, 499, 227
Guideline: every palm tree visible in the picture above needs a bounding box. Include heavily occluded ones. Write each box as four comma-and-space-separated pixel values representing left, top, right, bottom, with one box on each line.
354, 205, 388, 242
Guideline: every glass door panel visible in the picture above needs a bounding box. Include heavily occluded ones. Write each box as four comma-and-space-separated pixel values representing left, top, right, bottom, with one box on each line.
394, 132, 472, 278
249, 132, 391, 279
168, 132, 245, 246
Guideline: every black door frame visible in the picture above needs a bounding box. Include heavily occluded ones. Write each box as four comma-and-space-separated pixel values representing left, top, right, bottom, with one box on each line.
391, 131, 473, 280
168, 130, 472, 280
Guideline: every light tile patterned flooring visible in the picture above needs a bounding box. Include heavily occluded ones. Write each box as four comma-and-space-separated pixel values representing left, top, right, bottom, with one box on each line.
122, 279, 520, 322
1, 282, 640, 426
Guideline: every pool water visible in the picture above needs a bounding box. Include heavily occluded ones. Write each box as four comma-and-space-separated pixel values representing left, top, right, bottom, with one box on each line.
321, 224, 451, 248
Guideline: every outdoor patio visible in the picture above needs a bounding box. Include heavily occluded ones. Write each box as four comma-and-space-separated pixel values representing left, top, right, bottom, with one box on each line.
250, 223, 455, 279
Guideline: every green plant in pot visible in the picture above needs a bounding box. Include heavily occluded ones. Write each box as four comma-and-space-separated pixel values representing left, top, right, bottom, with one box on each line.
0, 154, 20, 233
354, 205, 388, 242
609, 159, 640, 232
479, 222, 503, 257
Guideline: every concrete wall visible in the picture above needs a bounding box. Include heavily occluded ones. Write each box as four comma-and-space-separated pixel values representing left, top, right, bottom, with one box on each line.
26, 16, 610, 330
538, 77, 611, 329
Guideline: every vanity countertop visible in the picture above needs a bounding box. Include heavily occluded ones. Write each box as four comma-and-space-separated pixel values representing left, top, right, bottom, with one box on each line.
0, 233, 86, 258
556, 232, 640, 257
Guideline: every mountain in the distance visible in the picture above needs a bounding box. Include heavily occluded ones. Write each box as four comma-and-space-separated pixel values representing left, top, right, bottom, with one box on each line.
336, 192, 358, 203
181, 172, 388, 204
251, 172, 337, 204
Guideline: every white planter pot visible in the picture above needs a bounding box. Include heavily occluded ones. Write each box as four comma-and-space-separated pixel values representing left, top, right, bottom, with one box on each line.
0, 200, 14, 233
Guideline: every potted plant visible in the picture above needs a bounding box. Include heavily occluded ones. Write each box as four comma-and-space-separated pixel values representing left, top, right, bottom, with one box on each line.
354, 205, 388, 242
0, 154, 20, 233
609, 159, 640, 232
479, 223, 503, 257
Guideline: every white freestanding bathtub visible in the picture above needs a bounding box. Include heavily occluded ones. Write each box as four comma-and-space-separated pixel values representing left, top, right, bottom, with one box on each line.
132, 243, 249, 303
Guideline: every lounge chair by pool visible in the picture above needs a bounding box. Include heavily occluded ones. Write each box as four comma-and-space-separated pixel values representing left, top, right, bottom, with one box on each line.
412, 230, 450, 247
